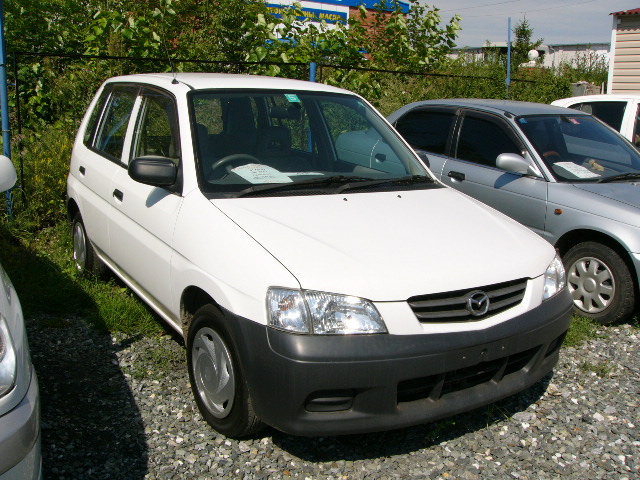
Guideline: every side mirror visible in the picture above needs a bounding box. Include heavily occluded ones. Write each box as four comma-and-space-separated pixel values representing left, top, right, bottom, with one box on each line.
129, 156, 178, 188
0, 155, 17, 192
496, 153, 538, 176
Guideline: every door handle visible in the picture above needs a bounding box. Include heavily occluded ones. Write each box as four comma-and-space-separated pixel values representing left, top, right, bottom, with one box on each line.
79, 166, 86, 175
113, 189, 124, 202
448, 171, 465, 182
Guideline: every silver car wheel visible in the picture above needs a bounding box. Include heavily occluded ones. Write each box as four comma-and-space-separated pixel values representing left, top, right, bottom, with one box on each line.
567, 256, 615, 314
73, 221, 87, 272
191, 326, 235, 419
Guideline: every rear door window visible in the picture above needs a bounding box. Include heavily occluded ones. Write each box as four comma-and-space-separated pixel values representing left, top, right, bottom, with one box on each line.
569, 101, 626, 132
92, 86, 139, 161
394, 108, 456, 155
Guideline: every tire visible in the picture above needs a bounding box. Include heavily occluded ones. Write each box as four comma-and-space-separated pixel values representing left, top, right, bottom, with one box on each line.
563, 241, 635, 324
187, 305, 263, 438
72, 213, 106, 277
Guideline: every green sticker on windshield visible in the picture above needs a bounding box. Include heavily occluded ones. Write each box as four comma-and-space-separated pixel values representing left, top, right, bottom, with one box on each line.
285, 94, 301, 103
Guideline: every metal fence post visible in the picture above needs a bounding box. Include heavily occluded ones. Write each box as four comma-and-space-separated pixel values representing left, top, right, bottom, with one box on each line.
0, 0, 13, 217
310, 62, 317, 82
506, 17, 512, 100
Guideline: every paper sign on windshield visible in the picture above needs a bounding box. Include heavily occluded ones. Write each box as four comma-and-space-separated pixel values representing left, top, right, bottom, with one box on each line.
231, 164, 294, 184
555, 162, 601, 179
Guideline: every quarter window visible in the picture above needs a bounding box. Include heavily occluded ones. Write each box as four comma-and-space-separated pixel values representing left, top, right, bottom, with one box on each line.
83, 87, 110, 147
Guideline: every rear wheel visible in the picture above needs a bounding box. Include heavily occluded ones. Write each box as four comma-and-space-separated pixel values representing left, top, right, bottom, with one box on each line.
187, 305, 263, 438
72, 213, 105, 276
564, 241, 634, 324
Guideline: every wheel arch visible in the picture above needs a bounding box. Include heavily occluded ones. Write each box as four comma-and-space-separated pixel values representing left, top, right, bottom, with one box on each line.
180, 286, 220, 340
67, 197, 80, 224
555, 228, 639, 292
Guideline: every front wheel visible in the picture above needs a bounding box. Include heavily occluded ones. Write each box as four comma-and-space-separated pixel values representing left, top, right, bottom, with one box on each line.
186, 305, 263, 438
564, 241, 635, 324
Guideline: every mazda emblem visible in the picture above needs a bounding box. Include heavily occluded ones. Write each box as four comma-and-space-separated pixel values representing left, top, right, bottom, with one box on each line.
467, 291, 490, 317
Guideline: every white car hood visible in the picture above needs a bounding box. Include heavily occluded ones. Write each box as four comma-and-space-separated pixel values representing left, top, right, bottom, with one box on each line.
213, 189, 553, 301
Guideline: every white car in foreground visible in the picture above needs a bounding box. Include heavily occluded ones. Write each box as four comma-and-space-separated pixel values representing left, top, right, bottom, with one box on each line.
67, 73, 572, 437
0, 156, 41, 479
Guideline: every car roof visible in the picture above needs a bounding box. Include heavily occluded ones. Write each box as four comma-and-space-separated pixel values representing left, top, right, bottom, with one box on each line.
388, 98, 585, 122
104, 72, 351, 95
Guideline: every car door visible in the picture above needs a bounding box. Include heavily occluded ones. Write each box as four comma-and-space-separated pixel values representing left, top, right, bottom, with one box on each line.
391, 106, 457, 179
108, 87, 183, 314
441, 109, 548, 237
75, 84, 139, 255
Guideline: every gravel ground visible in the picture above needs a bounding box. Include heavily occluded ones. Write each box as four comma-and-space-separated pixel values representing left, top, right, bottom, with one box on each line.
27, 315, 639, 480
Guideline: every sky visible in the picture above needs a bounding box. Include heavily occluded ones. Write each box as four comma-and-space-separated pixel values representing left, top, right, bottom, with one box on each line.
428, 0, 640, 47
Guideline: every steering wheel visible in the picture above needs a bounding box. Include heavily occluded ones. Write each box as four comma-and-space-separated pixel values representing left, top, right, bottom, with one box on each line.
543, 151, 561, 159
210, 153, 261, 178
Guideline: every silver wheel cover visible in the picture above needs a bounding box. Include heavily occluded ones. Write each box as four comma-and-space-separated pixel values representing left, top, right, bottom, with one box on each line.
567, 256, 615, 314
192, 327, 235, 419
73, 222, 86, 271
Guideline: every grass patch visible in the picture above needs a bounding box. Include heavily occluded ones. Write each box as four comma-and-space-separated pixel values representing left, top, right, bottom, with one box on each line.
564, 315, 604, 347
0, 220, 164, 336
578, 360, 614, 378
128, 337, 186, 380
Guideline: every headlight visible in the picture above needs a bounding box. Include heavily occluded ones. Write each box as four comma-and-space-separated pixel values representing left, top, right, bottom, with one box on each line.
543, 253, 566, 300
0, 314, 17, 398
267, 288, 387, 334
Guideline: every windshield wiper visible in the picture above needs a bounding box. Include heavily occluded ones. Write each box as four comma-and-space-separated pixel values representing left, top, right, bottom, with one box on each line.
236, 175, 375, 197
235, 174, 435, 197
597, 173, 640, 183
335, 175, 435, 193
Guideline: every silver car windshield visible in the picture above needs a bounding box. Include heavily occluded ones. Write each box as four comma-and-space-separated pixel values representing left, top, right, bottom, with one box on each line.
189, 91, 431, 196
518, 114, 640, 183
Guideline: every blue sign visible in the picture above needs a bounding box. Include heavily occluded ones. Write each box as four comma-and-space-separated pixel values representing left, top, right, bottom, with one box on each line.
267, 4, 349, 24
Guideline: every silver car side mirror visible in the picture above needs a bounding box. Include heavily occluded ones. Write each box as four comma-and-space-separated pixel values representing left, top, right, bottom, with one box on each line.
0, 155, 17, 192
496, 153, 539, 177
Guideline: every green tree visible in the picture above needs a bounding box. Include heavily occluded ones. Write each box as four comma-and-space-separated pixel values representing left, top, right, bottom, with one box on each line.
244, 1, 461, 98
349, 0, 460, 69
170, 0, 271, 66
512, 18, 543, 68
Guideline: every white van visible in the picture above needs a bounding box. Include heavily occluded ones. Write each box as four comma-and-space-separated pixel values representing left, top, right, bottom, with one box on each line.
66, 73, 572, 437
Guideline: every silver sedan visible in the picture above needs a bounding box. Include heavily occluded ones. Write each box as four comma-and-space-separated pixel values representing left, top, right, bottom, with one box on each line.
389, 99, 640, 324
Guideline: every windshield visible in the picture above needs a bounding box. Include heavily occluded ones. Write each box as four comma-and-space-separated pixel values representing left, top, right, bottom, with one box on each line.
189, 90, 431, 196
517, 114, 640, 182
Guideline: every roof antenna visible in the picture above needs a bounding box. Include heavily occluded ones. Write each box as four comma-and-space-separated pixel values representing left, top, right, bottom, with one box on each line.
163, 37, 179, 84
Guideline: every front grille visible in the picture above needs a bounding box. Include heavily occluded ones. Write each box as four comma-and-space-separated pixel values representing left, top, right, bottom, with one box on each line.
397, 345, 541, 404
407, 278, 527, 323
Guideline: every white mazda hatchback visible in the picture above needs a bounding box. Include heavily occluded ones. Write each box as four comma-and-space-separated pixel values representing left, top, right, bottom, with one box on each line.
67, 73, 572, 437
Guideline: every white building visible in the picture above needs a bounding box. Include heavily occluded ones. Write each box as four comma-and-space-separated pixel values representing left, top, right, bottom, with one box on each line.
450, 42, 610, 69
608, 8, 640, 93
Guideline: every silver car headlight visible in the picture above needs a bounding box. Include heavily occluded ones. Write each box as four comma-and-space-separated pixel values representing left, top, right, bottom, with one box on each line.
0, 313, 17, 398
267, 288, 387, 334
543, 253, 566, 300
